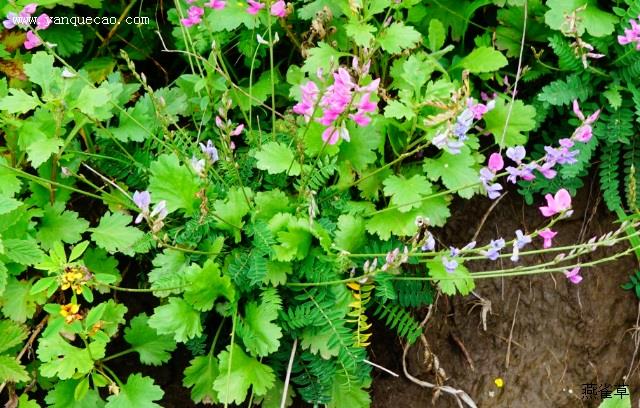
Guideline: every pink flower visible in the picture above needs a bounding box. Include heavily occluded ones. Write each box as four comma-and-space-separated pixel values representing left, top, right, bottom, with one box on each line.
488, 153, 504, 172
539, 188, 572, 217
36, 14, 51, 30
574, 125, 592, 142
564, 267, 582, 284
270, 0, 287, 17
247, 0, 265, 14
538, 228, 557, 249
206, 0, 226, 9
292, 81, 319, 121
357, 93, 376, 113
618, 16, 640, 49
230, 124, 244, 136
23, 3, 37, 15
537, 162, 557, 179
349, 111, 371, 126
181, 6, 204, 27
23, 31, 42, 50
322, 125, 349, 145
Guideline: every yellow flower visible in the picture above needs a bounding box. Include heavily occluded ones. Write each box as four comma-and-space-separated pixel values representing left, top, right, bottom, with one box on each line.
59, 303, 82, 323
494, 377, 504, 388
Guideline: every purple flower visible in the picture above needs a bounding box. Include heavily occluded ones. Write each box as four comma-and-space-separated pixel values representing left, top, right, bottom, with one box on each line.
3, 12, 17, 29
449, 247, 460, 257
442, 257, 458, 274
536, 162, 557, 179
181, 6, 204, 27
514, 229, 531, 249
421, 232, 435, 251
150, 200, 168, 221
485, 182, 503, 199
564, 267, 583, 284
133, 190, 151, 211
539, 188, 572, 217
200, 140, 219, 162
482, 238, 505, 260
506, 146, 526, 163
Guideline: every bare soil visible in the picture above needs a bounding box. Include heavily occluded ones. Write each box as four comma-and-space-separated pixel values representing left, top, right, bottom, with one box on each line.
371, 185, 640, 408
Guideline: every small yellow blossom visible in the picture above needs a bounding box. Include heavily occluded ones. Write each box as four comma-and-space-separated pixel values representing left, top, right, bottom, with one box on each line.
59, 303, 82, 324
494, 377, 504, 388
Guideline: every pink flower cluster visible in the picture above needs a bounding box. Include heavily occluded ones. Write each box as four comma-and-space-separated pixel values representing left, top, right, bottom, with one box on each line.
2, 4, 51, 50
293, 65, 380, 145
618, 15, 640, 49
180, 0, 288, 27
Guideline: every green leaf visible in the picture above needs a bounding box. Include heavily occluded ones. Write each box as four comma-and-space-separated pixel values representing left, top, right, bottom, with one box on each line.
148, 154, 201, 215
0, 320, 28, 353
37, 336, 106, 379
36, 203, 89, 250
89, 212, 144, 256
205, 0, 258, 31
40, 24, 84, 57
0, 196, 21, 215
212, 187, 253, 243
603, 86, 622, 110
334, 214, 366, 252
384, 100, 415, 120
254, 142, 301, 176
545, 0, 618, 37
382, 174, 432, 212
427, 257, 475, 296
23, 52, 56, 88
378, 22, 422, 54
0, 355, 29, 383
73, 86, 112, 120
237, 288, 282, 357
328, 374, 370, 408
301, 42, 348, 74
213, 344, 276, 405
460, 46, 508, 73
0, 157, 22, 197
17, 394, 40, 408
184, 260, 235, 312
483, 97, 536, 147
301, 328, 339, 359
110, 96, 154, 142
345, 21, 377, 47
1, 279, 47, 322
0, 89, 40, 114
183, 354, 220, 404
18, 122, 62, 169
85, 300, 127, 337
45, 379, 105, 408
124, 314, 177, 366
105, 374, 164, 408
423, 147, 479, 198
339, 121, 382, 172
148, 250, 189, 297
148, 297, 202, 343
3, 239, 43, 265
598, 387, 631, 408
427, 19, 446, 51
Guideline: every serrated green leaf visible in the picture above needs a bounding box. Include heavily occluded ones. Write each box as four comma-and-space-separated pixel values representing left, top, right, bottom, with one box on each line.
212, 187, 253, 243
90, 212, 144, 256
339, 121, 382, 172
183, 354, 220, 404
423, 147, 478, 198
0, 157, 22, 197
301, 327, 339, 359
382, 174, 432, 212
0, 320, 28, 353
328, 373, 370, 408
148, 249, 189, 297
204, 0, 258, 31
124, 314, 177, 366
483, 97, 536, 147
105, 374, 164, 408
213, 344, 276, 404
237, 289, 282, 357
1, 279, 47, 322
37, 336, 105, 379
545, 0, 618, 37
0, 89, 40, 114
184, 260, 235, 311
301, 42, 348, 74
427, 257, 475, 295
40, 24, 84, 57
148, 297, 202, 343
0, 196, 21, 215
334, 214, 366, 252
36, 203, 89, 250
384, 100, 415, 120
148, 154, 201, 215
0, 355, 29, 383
378, 22, 422, 54
3, 239, 44, 265
254, 142, 301, 176
460, 46, 508, 73
345, 21, 376, 47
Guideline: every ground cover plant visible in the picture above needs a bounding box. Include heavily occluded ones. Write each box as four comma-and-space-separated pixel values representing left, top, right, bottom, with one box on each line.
1, 0, 640, 407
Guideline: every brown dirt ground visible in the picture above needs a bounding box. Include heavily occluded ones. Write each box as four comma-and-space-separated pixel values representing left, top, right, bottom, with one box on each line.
371, 184, 640, 408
